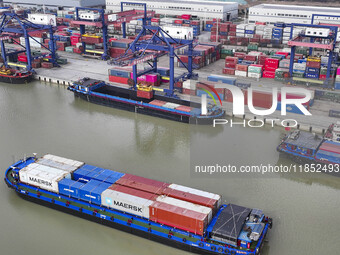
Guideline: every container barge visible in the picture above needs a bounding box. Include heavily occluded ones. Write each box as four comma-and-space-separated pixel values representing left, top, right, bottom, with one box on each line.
4, 154, 272, 255
68, 78, 225, 124
277, 123, 340, 171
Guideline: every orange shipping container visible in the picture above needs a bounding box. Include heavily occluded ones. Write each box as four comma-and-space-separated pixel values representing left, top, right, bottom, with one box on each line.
149, 201, 208, 235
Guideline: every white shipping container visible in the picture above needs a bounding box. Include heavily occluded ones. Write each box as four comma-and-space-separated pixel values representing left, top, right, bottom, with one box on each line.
293, 63, 306, 70
162, 26, 193, 40
43, 154, 84, 168
156, 195, 213, 222
79, 12, 100, 21
108, 14, 118, 22
19, 163, 70, 192
163, 102, 181, 109
235, 70, 248, 77
28, 13, 56, 26
248, 72, 261, 79
183, 79, 197, 90
101, 189, 153, 218
168, 184, 221, 207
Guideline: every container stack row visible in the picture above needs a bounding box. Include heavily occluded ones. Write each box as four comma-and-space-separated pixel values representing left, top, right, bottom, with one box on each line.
19, 155, 222, 236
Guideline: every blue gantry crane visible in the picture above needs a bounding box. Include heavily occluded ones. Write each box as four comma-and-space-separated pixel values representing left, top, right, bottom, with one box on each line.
0, 12, 58, 71
109, 25, 198, 97
288, 20, 338, 81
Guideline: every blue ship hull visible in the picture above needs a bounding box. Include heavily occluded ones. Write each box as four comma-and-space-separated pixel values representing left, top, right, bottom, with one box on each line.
5, 158, 269, 255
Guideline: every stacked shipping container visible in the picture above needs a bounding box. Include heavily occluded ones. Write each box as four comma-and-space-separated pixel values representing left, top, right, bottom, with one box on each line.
19, 155, 224, 236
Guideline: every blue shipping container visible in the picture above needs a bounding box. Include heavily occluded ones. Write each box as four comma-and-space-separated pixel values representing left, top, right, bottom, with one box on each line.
306, 67, 319, 74
315, 150, 340, 164
276, 101, 307, 115
79, 180, 111, 205
305, 73, 319, 79
157, 67, 170, 76
58, 179, 84, 199
335, 82, 340, 90
207, 75, 236, 85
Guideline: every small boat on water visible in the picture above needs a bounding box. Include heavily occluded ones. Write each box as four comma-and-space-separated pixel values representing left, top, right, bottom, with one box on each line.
0, 67, 33, 84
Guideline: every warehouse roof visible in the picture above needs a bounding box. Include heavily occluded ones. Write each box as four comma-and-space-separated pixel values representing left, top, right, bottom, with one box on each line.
211, 204, 251, 240
121, 0, 238, 7
251, 4, 340, 13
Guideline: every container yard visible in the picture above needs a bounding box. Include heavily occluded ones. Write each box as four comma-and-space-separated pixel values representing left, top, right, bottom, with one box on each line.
1, 2, 340, 255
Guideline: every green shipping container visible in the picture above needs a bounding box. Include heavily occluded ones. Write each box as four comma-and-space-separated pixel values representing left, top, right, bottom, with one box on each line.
248, 66, 262, 74
57, 58, 68, 65
247, 44, 258, 51
293, 72, 305, 78
65, 46, 74, 53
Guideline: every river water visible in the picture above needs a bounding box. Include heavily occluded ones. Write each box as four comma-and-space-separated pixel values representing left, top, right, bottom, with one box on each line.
0, 81, 339, 255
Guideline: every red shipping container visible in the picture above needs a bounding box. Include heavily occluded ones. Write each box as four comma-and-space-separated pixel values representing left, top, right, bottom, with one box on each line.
179, 55, 189, 63
265, 58, 279, 68
251, 91, 274, 109
149, 100, 166, 107
234, 52, 246, 59
319, 74, 327, 80
276, 51, 289, 57
306, 61, 321, 68
115, 174, 169, 195
109, 76, 129, 84
262, 71, 276, 79
228, 31, 236, 36
244, 55, 257, 62
181, 14, 191, 20
137, 90, 153, 99
73, 47, 82, 54
174, 20, 183, 24
151, 18, 160, 22
32, 62, 41, 68
223, 68, 235, 75
236, 64, 248, 72
190, 20, 199, 26
149, 201, 208, 235
319, 143, 340, 154
109, 184, 158, 200
225, 62, 236, 69
175, 81, 183, 88
18, 55, 27, 63
256, 22, 266, 25
41, 62, 53, 69
175, 105, 192, 112
182, 88, 196, 96
162, 187, 218, 210
225, 89, 247, 104
225, 56, 238, 63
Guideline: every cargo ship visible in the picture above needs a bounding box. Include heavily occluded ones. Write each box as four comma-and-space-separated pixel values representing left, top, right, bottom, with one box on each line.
67, 78, 225, 124
5, 154, 272, 255
0, 67, 33, 84
277, 123, 340, 168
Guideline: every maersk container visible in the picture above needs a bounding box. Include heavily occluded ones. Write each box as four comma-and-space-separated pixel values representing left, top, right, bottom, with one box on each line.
101, 189, 153, 218
19, 164, 70, 193
58, 178, 84, 199
149, 201, 208, 236
168, 184, 221, 208
156, 195, 213, 223
79, 180, 111, 205
109, 184, 158, 201
115, 174, 169, 195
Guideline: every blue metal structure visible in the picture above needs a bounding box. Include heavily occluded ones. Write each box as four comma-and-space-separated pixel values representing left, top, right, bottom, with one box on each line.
121, 2, 147, 38
0, 12, 57, 71
109, 26, 197, 97
74, 7, 109, 60
288, 23, 338, 80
